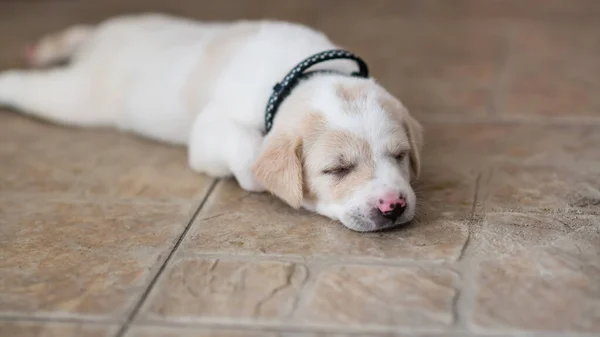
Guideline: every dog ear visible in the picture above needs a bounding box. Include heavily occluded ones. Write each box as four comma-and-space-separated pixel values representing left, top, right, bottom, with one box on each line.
403, 112, 424, 179
252, 133, 303, 208
379, 95, 424, 179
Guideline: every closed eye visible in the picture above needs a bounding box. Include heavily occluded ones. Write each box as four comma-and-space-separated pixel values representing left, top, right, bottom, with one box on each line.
322, 164, 355, 177
393, 151, 408, 161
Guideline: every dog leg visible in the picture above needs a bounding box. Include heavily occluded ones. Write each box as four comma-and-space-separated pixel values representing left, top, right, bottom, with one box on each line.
188, 112, 265, 192
0, 69, 111, 127
25, 25, 93, 67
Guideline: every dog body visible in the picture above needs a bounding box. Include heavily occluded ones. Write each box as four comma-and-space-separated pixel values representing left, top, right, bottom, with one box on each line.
0, 14, 423, 232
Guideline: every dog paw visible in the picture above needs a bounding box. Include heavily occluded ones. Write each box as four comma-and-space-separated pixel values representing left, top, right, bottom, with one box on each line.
23, 44, 39, 66
236, 174, 265, 193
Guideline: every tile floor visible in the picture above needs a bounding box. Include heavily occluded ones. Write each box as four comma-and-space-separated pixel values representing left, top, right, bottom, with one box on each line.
0, 1, 599, 336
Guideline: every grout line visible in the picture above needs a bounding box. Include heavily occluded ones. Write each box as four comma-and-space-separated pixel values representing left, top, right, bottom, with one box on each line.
173, 251, 459, 269
133, 318, 454, 335
0, 315, 117, 325
456, 229, 472, 266
473, 168, 495, 217
452, 169, 491, 329
3, 311, 595, 337
449, 267, 463, 328
456, 170, 485, 263
0, 192, 211, 206
453, 234, 481, 330
451, 178, 477, 328
470, 172, 483, 218
113, 179, 219, 337
454, 258, 480, 332
126, 318, 600, 337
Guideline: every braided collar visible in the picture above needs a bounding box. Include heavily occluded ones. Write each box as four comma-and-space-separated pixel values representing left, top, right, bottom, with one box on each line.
264, 49, 370, 133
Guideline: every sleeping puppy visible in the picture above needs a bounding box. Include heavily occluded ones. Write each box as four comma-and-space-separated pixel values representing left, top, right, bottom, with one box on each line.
0, 14, 423, 232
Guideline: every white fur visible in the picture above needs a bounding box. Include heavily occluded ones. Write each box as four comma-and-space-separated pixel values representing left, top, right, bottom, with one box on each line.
0, 14, 421, 232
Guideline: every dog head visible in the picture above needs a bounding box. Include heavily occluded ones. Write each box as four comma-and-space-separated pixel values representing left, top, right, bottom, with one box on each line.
253, 75, 423, 232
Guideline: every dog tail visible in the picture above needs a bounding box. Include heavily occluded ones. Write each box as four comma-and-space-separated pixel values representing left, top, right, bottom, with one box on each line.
25, 24, 94, 67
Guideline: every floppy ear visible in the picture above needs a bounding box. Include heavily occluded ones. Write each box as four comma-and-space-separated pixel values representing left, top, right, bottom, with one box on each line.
403, 112, 424, 178
252, 133, 303, 208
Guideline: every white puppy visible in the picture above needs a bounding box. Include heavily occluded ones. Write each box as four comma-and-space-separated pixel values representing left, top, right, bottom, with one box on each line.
0, 14, 423, 232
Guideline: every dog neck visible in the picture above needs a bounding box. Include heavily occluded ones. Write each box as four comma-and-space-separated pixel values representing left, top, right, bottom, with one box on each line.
264, 50, 369, 133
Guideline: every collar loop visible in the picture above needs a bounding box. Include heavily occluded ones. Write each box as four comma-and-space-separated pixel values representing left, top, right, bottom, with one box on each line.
264, 49, 369, 133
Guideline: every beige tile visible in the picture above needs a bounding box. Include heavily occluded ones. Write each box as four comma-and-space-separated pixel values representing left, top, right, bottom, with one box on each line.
498, 22, 600, 119
183, 0, 322, 24
0, 0, 321, 34
141, 262, 460, 329
471, 236, 600, 333
319, 18, 505, 85
378, 23, 503, 87
465, 212, 600, 259
480, 166, 599, 212
126, 326, 276, 337
422, 123, 600, 213
394, 82, 491, 119
0, 197, 194, 319
423, 123, 600, 170
417, 0, 600, 20
416, 162, 479, 219
126, 326, 418, 337
510, 21, 600, 61
181, 180, 469, 261
142, 257, 307, 323
1, 2, 599, 336
0, 321, 116, 337
315, 0, 421, 21
313, 18, 505, 119
499, 60, 600, 119
271, 0, 600, 23
299, 265, 458, 328
500, 75, 600, 119
469, 212, 600, 332
0, 113, 211, 201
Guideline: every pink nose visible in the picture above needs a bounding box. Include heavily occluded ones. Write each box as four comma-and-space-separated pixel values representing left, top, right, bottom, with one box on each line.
377, 195, 407, 221
378, 196, 406, 213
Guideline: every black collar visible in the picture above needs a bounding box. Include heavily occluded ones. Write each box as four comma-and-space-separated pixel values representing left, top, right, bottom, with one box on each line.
264, 49, 370, 133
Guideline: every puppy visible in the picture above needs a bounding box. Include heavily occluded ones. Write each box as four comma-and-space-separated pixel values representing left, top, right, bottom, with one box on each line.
0, 14, 423, 232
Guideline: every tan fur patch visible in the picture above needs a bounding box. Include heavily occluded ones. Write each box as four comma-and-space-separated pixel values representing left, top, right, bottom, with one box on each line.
336, 83, 368, 103
300, 112, 327, 149
252, 132, 304, 208
183, 23, 259, 115
379, 95, 423, 178
318, 130, 375, 201
379, 95, 403, 121
253, 136, 303, 208
252, 107, 325, 208
335, 82, 370, 115
331, 164, 373, 201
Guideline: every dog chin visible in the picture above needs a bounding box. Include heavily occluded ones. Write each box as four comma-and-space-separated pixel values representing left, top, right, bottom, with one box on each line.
312, 200, 416, 232
338, 208, 414, 232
